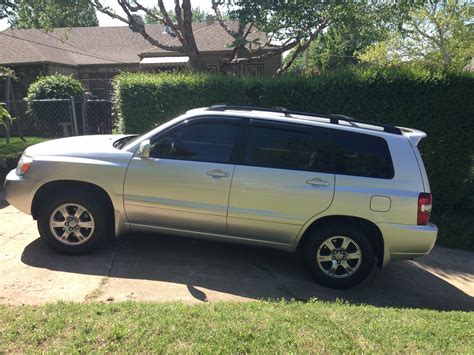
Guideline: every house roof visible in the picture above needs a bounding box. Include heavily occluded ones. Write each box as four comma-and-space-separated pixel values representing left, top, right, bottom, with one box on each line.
0, 23, 268, 67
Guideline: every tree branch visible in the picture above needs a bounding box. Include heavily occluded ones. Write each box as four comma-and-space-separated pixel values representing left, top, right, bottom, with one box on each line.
229, 18, 329, 75
211, 0, 238, 37
156, 0, 182, 40
412, 20, 436, 42
89, 0, 128, 24
88, 0, 183, 52
174, 0, 184, 32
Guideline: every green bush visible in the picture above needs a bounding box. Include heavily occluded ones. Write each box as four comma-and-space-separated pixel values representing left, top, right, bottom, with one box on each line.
113, 68, 474, 249
26, 74, 83, 137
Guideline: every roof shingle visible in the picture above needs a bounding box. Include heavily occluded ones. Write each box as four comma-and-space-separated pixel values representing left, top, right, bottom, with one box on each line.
0, 23, 267, 66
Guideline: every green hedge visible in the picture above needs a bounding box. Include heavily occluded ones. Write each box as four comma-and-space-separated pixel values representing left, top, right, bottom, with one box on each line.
113, 68, 474, 249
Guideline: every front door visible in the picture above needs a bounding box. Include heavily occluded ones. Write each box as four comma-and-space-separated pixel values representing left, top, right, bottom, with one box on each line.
227, 120, 335, 246
124, 117, 243, 234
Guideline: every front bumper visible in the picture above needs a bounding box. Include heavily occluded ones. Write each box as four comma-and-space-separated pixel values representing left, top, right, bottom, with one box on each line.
3, 169, 41, 215
378, 222, 438, 267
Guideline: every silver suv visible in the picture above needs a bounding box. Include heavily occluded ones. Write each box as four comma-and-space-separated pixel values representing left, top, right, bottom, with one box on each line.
4, 105, 438, 288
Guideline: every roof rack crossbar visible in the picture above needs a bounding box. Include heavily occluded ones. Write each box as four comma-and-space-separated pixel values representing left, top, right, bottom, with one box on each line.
207, 104, 402, 135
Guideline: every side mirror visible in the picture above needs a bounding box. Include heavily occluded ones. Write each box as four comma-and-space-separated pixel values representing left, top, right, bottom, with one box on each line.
138, 140, 151, 159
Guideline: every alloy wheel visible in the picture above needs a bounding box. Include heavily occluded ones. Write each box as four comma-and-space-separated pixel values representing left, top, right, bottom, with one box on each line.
316, 236, 362, 279
49, 203, 95, 245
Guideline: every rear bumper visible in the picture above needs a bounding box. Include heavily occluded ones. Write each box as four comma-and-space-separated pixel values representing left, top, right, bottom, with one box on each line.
378, 222, 438, 267
3, 169, 41, 215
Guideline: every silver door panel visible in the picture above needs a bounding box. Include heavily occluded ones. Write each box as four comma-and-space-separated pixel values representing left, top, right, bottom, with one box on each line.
228, 165, 335, 244
226, 216, 302, 245
124, 157, 234, 233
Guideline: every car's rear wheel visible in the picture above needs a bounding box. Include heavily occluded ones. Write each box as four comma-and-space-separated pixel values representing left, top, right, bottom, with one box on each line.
303, 224, 374, 289
37, 191, 109, 254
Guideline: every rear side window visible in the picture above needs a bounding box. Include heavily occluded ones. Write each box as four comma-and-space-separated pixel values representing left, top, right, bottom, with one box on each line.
243, 124, 331, 172
333, 130, 394, 179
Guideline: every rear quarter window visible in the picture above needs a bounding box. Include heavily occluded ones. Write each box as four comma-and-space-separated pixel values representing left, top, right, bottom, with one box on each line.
333, 130, 394, 179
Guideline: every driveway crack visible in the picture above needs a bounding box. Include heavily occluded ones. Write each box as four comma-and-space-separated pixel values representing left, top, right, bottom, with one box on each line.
84, 241, 120, 302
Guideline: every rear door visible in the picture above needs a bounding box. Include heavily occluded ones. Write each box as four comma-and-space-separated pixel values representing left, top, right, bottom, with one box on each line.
227, 120, 335, 246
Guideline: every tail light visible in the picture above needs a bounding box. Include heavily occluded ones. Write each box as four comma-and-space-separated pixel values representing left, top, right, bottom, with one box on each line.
417, 193, 432, 225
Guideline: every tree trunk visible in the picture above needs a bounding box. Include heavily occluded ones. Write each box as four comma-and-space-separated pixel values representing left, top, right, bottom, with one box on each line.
275, 37, 314, 76
187, 50, 206, 72
438, 41, 450, 68
181, 0, 206, 72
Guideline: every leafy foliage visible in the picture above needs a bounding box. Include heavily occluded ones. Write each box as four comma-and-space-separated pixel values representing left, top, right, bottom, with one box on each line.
113, 69, 474, 249
287, 2, 407, 73
0, 0, 14, 20
0, 102, 13, 128
358, 0, 473, 70
26, 74, 83, 137
10, 0, 98, 29
27, 74, 83, 101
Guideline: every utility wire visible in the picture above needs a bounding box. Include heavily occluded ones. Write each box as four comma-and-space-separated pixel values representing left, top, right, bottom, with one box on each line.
0, 31, 129, 64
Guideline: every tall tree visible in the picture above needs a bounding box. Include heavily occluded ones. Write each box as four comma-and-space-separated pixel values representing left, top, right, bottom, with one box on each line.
288, 4, 392, 73
89, 0, 207, 71
11, 0, 98, 29
287, 2, 419, 73
89, 0, 364, 74
405, 0, 473, 68
213, 0, 338, 75
358, 0, 473, 70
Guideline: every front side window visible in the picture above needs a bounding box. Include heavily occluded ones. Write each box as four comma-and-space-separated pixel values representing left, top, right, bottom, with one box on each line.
150, 121, 241, 164
333, 130, 394, 179
243, 124, 331, 172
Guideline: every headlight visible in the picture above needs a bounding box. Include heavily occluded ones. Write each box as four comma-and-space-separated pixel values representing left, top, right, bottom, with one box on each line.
16, 156, 34, 176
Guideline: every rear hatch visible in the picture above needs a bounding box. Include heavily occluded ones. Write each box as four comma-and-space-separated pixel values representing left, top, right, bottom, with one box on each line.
399, 126, 430, 192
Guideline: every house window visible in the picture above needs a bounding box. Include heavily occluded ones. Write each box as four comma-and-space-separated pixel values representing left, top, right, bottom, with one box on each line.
225, 65, 240, 76
206, 65, 217, 74
244, 64, 264, 77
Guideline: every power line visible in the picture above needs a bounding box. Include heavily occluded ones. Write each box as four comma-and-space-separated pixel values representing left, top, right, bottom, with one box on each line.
38, 29, 127, 62
0, 30, 129, 64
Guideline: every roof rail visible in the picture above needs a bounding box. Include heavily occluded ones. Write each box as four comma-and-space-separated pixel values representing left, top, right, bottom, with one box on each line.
207, 104, 402, 135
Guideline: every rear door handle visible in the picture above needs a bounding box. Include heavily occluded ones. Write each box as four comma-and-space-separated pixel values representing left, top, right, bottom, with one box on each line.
306, 177, 329, 186
206, 169, 230, 178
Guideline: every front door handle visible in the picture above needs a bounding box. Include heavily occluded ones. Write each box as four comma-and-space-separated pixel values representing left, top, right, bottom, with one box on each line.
306, 177, 329, 186
206, 169, 230, 178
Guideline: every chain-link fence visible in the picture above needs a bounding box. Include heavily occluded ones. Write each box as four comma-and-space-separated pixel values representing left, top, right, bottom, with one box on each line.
1, 98, 114, 139
81, 100, 113, 135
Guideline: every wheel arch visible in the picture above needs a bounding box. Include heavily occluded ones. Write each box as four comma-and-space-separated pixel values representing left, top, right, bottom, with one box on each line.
296, 215, 385, 267
31, 180, 115, 225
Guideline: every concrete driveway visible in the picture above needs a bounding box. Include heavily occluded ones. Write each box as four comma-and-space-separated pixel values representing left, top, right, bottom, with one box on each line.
0, 191, 473, 310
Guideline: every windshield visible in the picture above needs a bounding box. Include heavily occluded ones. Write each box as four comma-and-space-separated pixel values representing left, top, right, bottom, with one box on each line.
113, 135, 140, 149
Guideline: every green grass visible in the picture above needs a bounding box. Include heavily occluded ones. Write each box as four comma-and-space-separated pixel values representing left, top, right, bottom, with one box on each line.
0, 137, 48, 160
0, 301, 472, 352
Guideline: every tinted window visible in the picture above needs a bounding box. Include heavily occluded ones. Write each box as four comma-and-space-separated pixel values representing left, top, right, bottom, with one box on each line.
243, 124, 331, 172
150, 122, 241, 163
334, 130, 394, 179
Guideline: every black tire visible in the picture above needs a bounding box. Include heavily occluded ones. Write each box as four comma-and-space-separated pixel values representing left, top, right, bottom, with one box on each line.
37, 190, 110, 254
303, 224, 374, 289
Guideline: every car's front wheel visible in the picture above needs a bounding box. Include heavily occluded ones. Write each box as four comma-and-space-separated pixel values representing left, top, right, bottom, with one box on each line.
303, 224, 375, 289
37, 191, 110, 254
